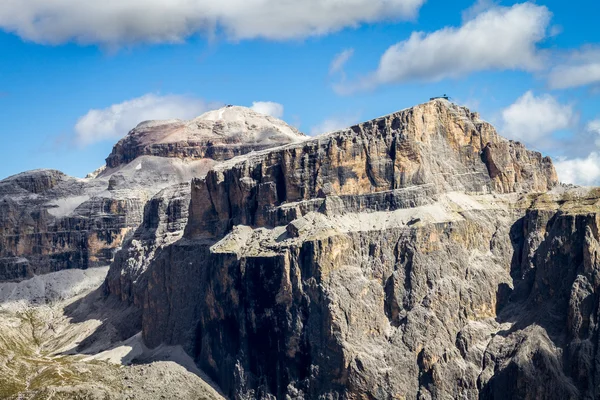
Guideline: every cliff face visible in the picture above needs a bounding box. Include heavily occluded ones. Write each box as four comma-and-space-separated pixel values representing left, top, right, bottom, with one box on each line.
104, 100, 600, 399
184, 100, 556, 239
0, 169, 137, 280
0, 107, 305, 282
8, 98, 599, 399
105, 182, 191, 305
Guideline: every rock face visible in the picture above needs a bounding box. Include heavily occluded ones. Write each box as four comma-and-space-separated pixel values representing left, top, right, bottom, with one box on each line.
0, 106, 305, 282
105, 182, 191, 305
8, 98, 600, 399
0, 169, 136, 281
183, 100, 556, 239
106, 100, 600, 399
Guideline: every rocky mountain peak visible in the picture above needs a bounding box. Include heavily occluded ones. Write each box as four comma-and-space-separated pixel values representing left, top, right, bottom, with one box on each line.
5, 99, 594, 400
105, 105, 306, 169
100, 100, 600, 400
191, 99, 558, 239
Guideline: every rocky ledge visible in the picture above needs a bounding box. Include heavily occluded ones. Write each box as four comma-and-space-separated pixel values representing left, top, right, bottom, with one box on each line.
104, 100, 600, 399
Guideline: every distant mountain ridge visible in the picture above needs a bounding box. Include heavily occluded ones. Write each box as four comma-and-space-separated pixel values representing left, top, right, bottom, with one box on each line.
105, 106, 306, 168
0, 106, 306, 281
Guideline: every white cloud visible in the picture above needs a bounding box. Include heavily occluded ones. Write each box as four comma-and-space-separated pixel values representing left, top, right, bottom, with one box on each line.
588, 120, 600, 135
462, 0, 497, 22
75, 94, 218, 146
250, 101, 284, 119
553, 120, 600, 185
501, 91, 575, 145
0, 0, 426, 46
330, 49, 355, 75
342, 3, 550, 92
548, 48, 600, 90
584, 119, 600, 148
555, 152, 600, 186
310, 114, 361, 136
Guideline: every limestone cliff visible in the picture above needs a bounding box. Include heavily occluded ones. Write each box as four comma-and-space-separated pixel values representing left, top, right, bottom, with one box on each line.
105, 100, 600, 399
183, 100, 555, 240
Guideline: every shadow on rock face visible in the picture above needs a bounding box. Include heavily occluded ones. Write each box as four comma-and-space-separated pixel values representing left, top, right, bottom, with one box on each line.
59, 281, 225, 397
481, 210, 600, 400
61, 287, 142, 356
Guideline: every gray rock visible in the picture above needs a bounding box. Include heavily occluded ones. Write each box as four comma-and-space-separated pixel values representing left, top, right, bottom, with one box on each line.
6, 99, 599, 399
108, 100, 600, 399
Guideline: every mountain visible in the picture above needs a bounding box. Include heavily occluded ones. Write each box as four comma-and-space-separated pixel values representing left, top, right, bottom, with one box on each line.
0, 106, 306, 282
3, 99, 600, 399
108, 100, 587, 399
106, 106, 305, 168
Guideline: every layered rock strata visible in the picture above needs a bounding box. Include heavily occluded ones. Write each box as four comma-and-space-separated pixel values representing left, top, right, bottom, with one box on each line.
106, 106, 305, 168
106, 100, 600, 399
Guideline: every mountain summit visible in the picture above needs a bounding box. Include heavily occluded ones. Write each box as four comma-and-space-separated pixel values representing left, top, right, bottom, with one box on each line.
105, 105, 306, 168
107, 99, 590, 399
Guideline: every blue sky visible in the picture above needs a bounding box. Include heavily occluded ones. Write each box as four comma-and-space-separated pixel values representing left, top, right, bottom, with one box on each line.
0, 0, 599, 184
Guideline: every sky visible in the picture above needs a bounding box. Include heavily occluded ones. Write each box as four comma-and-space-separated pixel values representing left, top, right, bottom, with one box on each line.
0, 0, 599, 185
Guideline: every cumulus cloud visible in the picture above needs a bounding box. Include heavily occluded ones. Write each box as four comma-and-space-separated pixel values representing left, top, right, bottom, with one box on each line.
501, 91, 575, 146
341, 3, 550, 92
330, 49, 355, 75
548, 47, 600, 90
310, 114, 361, 136
554, 152, 600, 186
588, 120, 600, 136
553, 120, 600, 185
0, 0, 426, 46
250, 101, 284, 119
461, 0, 498, 22
500, 96, 600, 186
75, 94, 218, 146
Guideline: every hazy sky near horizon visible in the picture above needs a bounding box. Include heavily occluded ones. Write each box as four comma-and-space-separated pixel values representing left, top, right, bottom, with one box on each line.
0, 0, 599, 184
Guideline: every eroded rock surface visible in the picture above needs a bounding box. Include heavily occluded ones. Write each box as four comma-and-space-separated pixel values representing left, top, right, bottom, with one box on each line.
105, 100, 600, 399
6, 98, 599, 399
105, 182, 192, 305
